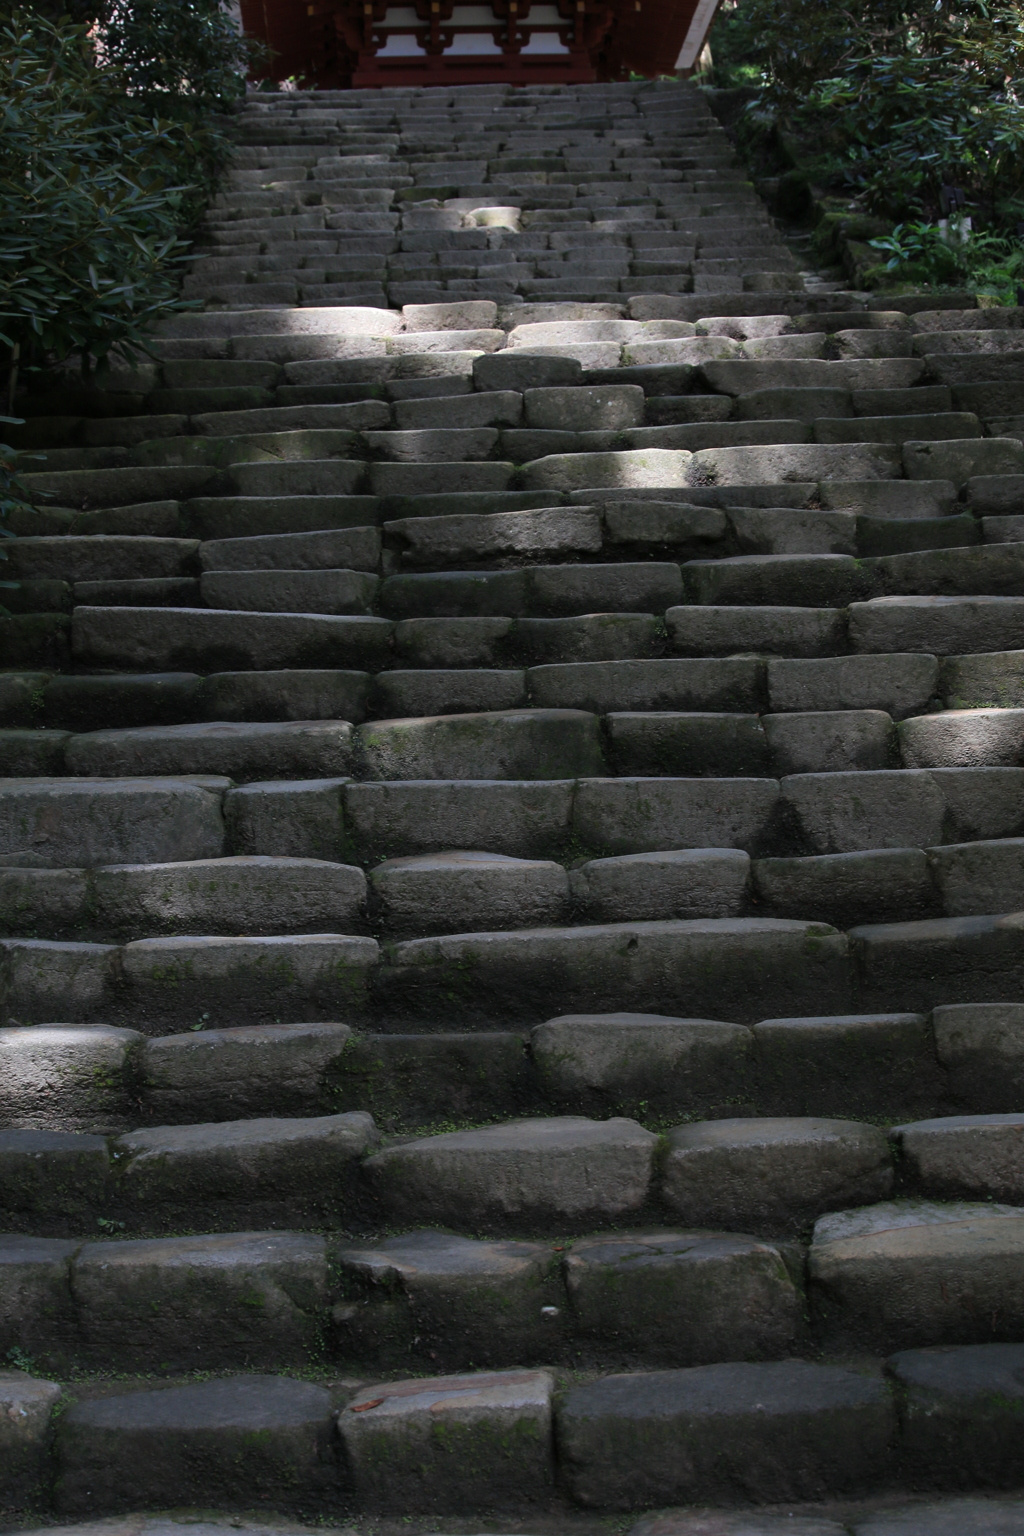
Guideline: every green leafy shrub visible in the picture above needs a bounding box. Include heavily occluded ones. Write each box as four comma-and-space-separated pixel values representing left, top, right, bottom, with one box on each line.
0, 2, 251, 391
707, 1, 1024, 237
868, 221, 1024, 303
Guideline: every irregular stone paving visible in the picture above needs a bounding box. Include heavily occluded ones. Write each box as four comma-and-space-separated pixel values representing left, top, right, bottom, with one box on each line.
4, 77, 1024, 1523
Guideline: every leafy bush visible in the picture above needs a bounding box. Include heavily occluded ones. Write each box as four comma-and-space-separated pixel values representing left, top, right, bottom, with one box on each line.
0, 2, 251, 391
708, 1, 1024, 234
868, 221, 1024, 303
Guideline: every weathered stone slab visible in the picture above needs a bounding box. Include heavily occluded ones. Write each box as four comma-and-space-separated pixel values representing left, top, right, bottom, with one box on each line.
121, 934, 378, 1029
753, 1014, 939, 1120
0, 940, 120, 1024
339, 1369, 554, 1512
0, 1369, 63, 1502
891, 1114, 1024, 1203
71, 1231, 329, 1369
370, 849, 569, 935
65, 721, 354, 783
0, 1129, 110, 1219
662, 1117, 892, 1235
557, 1360, 894, 1508
225, 778, 348, 861
809, 1200, 1024, 1349
116, 1111, 377, 1225
0, 1024, 142, 1131
563, 1230, 800, 1364
141, 1021, 353, 1120
377, 918, 850, 1027
572, 777, 780, 855
571, 848, 750, 922
0, 1235, 78, 1366
364, 1116, 657, 1229
0, 777, 226, 868
356, 709, 605, 780
55, 1375, 338, 1514
344, 778, 574, 862
887, 1343, 1024, 1489
532, 1013, 750, 1115
334, 1229, 557, 1368
932, 1003, 1024, 1112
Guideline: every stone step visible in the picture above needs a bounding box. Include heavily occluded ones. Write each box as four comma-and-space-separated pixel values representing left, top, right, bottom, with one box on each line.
9, 822, 1024, 941
7, 1393, 1024, 1521
4, 1083, 1023, 1241
72, 606, 393, 671
9, 765, 1019, 872
7, 78, 1022, 1527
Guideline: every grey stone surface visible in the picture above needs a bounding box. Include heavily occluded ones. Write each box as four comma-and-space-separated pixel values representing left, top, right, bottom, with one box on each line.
73, 605, 393, 673
532, 1013, 750, 1115
91, 855, 365, 937
344, 778, 574, 862
334, 1229, 557, 1368
891, 1113, 1024, 1202
365, 1116, 657, 1229
379, 917, 850, 1027
339, 1368, 554, 1512
0, 1024, 142, 1132
0, 1369, 63, 1501
809, 1201, 1024, 1349
607, 712, 769, 776
572, 777, 779, 855
55, 1375, 338, 1514
886, 1343, 1024, 1489
572, 847, 750, 922
370, 849, 569, 935
0, 939, 120, 1024
72, 1231, 329, 1369
754, 1013, 939, 1119
327, 1030, 531, 1127
764, 710, 897, 774
631, 1515, 846, 1536
563, 1230, 800, 1363
141, 1021, 353, 1120
65, 720, 354, 783
116, 1111, 377, 1224
933, 1003, 1024, 1111
200, 568, 379, 615
356, 708, 605, 780
927, 837, 1024, 916
529, 657, 765, 713
557, 1360, 894, 1508
121, 933, 378, 1028
0, 1235, 78, 1366
767, 654, 938, 718
202, 670, 370, 724
855, 1498, 1024, 1534
667, 604, 847, 658
0, 776, 226, 868
662, 1117, 892, 1234
225, 778, 348, 861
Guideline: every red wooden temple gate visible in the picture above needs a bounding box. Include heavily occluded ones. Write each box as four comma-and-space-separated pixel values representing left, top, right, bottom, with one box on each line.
238, 0, 720, 89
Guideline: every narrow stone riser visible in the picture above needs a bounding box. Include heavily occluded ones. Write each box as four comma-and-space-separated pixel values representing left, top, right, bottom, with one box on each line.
2, 1085, 1024, 1243
0, 1006, 983, 1133
10, 1346, 1024, 1519
5, 835, 1024, 941
1, 1224, 804, 1376
4, 908, 1024, 1031
9, 704, 1024, 778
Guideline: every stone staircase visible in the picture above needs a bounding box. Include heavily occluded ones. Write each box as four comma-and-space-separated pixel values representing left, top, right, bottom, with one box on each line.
4, 76, 1024, 1534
